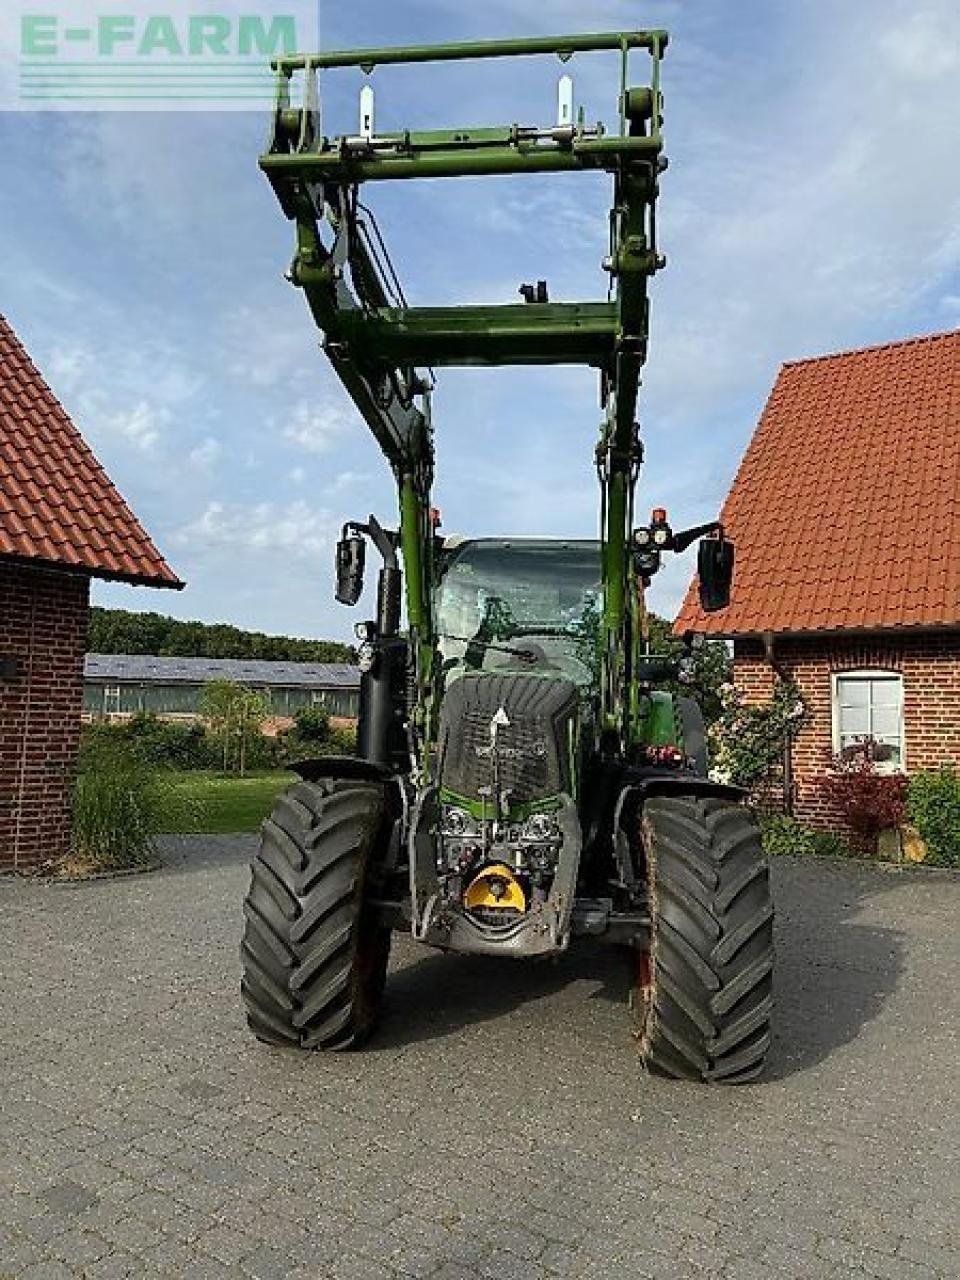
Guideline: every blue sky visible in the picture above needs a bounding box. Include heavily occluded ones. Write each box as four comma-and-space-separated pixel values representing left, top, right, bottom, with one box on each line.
2, 0, 958, 641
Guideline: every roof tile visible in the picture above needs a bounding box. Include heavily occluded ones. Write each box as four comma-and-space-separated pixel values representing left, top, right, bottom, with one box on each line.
676, 328, 960, 636
0, 314, 181, 588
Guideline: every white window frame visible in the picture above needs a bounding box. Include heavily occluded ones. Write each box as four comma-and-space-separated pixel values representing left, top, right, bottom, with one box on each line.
103, 684, 121, 715
831, 670, 905, 772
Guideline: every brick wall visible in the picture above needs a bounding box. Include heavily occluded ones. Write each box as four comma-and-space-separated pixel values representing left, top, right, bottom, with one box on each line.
733, 631, 960, 827
0, 563, 90, 871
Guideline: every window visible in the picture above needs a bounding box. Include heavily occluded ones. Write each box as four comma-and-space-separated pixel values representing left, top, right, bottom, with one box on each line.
833, 672, 904, 768
103, 684, 121, 715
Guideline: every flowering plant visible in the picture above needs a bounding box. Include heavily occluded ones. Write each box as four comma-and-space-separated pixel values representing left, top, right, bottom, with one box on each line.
709, 680, 806, 790
815, 740, 907, 855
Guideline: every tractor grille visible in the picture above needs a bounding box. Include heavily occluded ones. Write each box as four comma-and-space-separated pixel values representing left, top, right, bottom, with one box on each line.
467, 905, 523, 928
438, 673, 578, 806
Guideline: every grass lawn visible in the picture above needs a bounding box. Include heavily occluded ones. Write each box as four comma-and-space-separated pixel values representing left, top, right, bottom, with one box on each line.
157, 770, 295, 834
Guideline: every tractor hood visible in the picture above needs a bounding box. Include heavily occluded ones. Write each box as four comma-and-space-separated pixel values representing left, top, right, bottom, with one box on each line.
436, 671, 579, 810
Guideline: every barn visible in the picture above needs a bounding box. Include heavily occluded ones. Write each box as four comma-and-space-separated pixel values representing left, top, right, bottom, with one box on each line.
82, 654, 360, 725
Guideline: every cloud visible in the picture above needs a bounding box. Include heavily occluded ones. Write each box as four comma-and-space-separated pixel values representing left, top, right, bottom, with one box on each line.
281, 401, 351, 455
98, 401, 169, 453
878, 8, 960, 79
48, 346, 93, 387
188, 437, 222, 467
222, 299, 322, 389
174, 498, 335, 559
326, 470, 369, 494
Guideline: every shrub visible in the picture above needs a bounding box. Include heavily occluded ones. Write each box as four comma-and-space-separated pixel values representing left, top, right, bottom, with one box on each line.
241, 729, 286, 771
71, 742, 166, 872
760, 814, 851, 860
291, 704, 331, 743
278, 715, 356, 764
81, 714, 218, 771
709, 680, 806, 790
325, 722, 357, 756
907, 766, 960, 867
815, 741, 908, 857
124, 712, 218, 770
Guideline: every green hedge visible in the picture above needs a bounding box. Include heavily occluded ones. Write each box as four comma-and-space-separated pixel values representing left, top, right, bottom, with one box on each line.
760, 815, 852, 860
81, 709, 358, 775
82, 713, 219, 771
907, 766, 960, 867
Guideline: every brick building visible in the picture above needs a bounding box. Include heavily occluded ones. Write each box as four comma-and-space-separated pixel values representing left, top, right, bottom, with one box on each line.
676, 329, 960, 825
0, 315, 180, 871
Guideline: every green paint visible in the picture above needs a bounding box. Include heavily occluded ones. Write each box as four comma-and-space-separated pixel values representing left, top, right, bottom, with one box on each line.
641, 691, 679, 748
263, 29, 672, 759
438, 789, 563, 824
336, 302, 618, 367
261, 134, 660, 184
273, 30, 666, 72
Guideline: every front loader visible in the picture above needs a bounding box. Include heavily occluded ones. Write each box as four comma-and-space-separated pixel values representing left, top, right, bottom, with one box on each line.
241, 31, 774, 1082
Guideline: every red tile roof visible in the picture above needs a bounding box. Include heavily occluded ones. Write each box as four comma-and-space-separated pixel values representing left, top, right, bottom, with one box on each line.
0, 315, 181, 588
675, 329, 960, 637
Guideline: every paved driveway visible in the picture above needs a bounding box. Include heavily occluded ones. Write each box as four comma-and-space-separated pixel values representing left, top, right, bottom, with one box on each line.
0, 842, 957, 1280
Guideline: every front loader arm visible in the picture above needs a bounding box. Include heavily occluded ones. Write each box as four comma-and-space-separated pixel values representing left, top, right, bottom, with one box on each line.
284, 181, 437, 695
262, 30, 667, 746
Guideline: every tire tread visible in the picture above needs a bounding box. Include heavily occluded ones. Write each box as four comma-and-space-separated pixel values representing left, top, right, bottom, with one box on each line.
240, 778, 390, 1051
638, 795, 774, 1084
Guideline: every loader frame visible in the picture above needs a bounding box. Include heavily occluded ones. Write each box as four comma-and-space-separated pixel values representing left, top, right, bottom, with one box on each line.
260, 30, 668, 764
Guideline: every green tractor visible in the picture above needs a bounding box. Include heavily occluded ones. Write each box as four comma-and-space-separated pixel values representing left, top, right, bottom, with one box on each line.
241, 30, 773, 1082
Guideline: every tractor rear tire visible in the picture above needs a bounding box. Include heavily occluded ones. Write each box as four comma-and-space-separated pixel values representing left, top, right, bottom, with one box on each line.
635, 795, 773, 1083
241, 778, 391, 1050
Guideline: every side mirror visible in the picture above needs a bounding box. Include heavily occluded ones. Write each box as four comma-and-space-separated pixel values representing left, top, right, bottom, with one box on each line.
698, 537, 734, 613
335, 534, 365, 606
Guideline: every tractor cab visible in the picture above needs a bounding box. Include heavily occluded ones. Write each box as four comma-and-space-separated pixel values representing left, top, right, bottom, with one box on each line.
435, 537, 601, 688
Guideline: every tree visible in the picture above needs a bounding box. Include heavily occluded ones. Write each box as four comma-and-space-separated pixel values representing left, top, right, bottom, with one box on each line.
88, 607, 355, 663
234, 687, 270, 778
198, 679, 238, 773
198, 680, 269, 776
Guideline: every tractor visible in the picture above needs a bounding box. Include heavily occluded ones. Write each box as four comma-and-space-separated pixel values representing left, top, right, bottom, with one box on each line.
241, 30, 774, 1083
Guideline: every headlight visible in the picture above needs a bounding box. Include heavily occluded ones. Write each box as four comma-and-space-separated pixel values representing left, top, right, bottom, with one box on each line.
521, 812, 558, 842
441, 806, 479, 838
677, 655, 697, 684
357, 641, 377, 674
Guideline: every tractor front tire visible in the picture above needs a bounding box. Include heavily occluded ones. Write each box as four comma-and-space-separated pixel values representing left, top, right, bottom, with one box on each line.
635, 795, 773, 1083
241, 778, 391, 1050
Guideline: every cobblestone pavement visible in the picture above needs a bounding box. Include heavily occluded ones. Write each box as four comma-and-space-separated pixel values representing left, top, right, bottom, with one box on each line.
1, 840, 958, 1280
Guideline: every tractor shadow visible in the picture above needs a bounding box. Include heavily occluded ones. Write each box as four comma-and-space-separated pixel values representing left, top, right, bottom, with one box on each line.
764, 856, 908, 1080
374, 936, 631, 1052
373, 857, 909, 1081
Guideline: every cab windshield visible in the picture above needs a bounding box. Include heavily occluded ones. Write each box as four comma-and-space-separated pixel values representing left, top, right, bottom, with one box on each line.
436, 538, 601, 683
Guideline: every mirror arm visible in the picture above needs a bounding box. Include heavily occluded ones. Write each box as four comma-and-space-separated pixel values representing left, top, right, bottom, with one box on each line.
366, 513, 399, 569
672, 519, 722, 554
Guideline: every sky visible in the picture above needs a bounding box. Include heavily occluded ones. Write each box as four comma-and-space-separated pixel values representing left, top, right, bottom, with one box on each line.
2, 0, 959, 642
